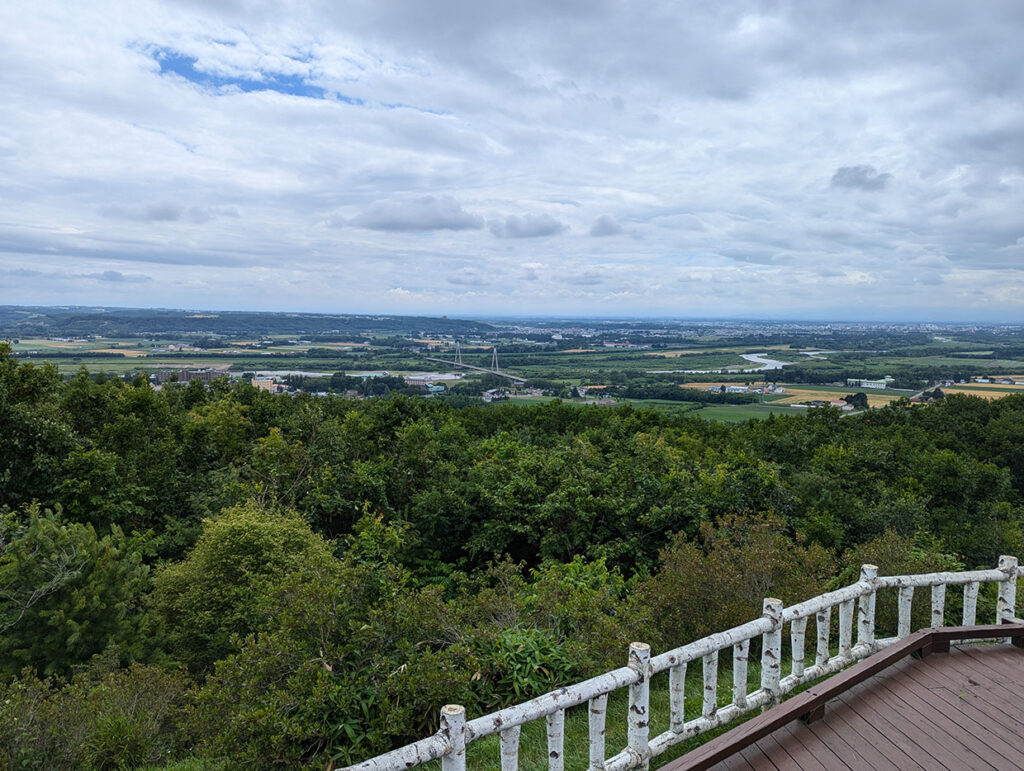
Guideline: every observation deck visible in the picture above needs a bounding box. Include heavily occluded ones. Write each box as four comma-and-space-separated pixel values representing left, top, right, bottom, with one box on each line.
347, 556, 1022, 771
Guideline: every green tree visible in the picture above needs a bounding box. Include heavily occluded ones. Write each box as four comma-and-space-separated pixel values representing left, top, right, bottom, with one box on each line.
152, 501, 339, 672
0, 505, 153, 678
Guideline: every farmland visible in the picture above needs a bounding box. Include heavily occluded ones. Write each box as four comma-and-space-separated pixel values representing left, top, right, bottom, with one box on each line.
5, 307, 1024, 422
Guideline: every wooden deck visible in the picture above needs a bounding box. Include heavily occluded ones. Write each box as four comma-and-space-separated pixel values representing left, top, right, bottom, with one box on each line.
664, 642, 1024, 770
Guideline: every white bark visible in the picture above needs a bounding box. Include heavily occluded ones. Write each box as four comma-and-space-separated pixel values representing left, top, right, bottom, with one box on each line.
588, 694, 608, 771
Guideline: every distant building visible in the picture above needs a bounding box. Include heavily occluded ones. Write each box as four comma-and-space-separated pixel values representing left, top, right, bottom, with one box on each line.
846, 378, 890, 390
251, 377, 285, 393
153, 368, 221, 384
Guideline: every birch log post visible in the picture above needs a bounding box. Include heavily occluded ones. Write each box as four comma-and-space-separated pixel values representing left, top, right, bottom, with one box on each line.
815, 606, 831, 668
546, 710, 565, 771
588, 694, 607, 771
998, 555, 1018, 623
732, 640, 749, 708
702, 651, 718, 718
962, 582, 978, 627
760, 598, 783, 708
668, 663, 686, 734
790, 617, 807, 679
857, 564, 878, 650
627, 642, 650, 769
931, 584, 946, 628
500, 726, 520, 771
838, 598, 854, 659
440, 705, 466, 771
897, 586, 914, 639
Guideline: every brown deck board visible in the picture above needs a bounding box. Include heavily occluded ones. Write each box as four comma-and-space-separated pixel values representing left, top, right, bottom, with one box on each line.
662, 642, 1024, 771
902, 654, 1024, 744
898, 661, 1024, 766
870, 667, 1011, 768
834, 674, 971, 768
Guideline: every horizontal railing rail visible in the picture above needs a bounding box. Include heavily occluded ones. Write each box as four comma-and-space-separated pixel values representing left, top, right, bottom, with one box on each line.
347, 556, 1020, 771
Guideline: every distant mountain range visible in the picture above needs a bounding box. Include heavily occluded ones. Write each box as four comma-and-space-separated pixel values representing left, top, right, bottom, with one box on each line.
0, 306, 493, 338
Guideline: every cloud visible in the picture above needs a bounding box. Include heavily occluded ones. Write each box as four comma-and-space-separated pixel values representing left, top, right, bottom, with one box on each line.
351, 196, 484, 231
3, 1, 1024, 318
83, 270, 152, 282
590, 214, 622, 237
489, 213, 567, 239
565, 271, 603, 286
100, 202, 184, 221
447, 268, 488, 286
830, 165, 892, 191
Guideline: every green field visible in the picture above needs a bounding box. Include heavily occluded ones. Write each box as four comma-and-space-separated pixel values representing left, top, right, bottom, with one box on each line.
690, 403, 811, 422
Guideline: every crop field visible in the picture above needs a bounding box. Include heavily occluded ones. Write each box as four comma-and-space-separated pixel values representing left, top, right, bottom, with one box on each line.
942, 383, 1024, 400
689, 403, 810, 422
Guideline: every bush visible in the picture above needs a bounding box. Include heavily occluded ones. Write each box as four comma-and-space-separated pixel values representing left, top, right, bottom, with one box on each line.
638, 514, 834, 651
0, 657, 190, 770
152, 501, 338, 672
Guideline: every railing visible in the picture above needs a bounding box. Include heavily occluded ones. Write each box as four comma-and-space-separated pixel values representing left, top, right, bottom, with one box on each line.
347, 556, 1020, 771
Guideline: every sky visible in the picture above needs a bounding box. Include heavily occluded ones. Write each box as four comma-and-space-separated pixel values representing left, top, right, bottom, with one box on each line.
1, 1, 1023, 321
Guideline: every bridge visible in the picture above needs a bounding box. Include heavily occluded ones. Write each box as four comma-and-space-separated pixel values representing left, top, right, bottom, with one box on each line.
424, 343, 527, 385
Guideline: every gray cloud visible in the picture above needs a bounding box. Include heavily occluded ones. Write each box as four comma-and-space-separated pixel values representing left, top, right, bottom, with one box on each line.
565, 271, 603, 286
351, 196, 484, 231
100, 202, 184, 221
489, 213, 567, 239
83, 270, 152, 282
590, 214, 622, 237
831, 165, 892, 191
447, 268, 488, 286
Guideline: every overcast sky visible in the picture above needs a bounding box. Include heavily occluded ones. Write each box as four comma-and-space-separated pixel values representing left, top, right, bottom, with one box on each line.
2, 1, 1023, 321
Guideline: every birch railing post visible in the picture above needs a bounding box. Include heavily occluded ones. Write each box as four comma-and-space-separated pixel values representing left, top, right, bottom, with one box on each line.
857, 564, 878, 650
931, 584, 946, 628
546, 710, 565, 771
897, 586, 914, 639
838, 598, 854, 660
733, 640, 749, 709
702, 651, 718, 718
500, 726, 520, 771
668, 662, 686, 734
790, 617, 806, 680
440, 704, 466, 771
815, 606, 831, 668
998, 555, 1018, 623
760, 598, 783, 708
962, 582, 979, 627
627, 642, 651, 769
588, 694, 607, 771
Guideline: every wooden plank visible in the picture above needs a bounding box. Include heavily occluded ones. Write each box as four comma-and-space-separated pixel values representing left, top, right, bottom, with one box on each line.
834, 676, 968, 768
908, 653, 1024, 738
870, 665, 1014, 768
948, 647, 1024, 710
898, 666, 1024, 767
777, 723, 843, 770
737, 742, 778, 770
817, 692, 917, 770
755, 733, 803, 771
800, 716, 874, 769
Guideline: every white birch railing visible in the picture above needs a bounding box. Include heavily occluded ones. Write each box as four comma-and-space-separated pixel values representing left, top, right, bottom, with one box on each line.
347, 556, 1020, 771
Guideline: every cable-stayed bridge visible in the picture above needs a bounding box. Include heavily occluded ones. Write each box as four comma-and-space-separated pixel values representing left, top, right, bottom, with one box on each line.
423, 342, 527, 384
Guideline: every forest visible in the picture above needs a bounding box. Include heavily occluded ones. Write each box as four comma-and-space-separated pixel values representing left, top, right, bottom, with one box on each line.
1, 342, 1023, 769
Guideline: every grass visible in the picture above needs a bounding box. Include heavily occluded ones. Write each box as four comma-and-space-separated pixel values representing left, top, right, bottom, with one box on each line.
690, 404, 808, 423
